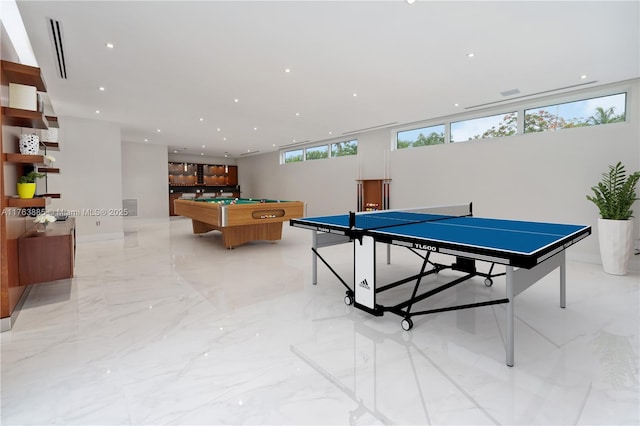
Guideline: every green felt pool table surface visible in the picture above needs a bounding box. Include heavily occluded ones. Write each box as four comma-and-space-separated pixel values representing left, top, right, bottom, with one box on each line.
195, 198, 288, 205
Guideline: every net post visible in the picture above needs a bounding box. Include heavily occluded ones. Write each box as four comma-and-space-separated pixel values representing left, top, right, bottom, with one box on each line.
349, 211, 355, 229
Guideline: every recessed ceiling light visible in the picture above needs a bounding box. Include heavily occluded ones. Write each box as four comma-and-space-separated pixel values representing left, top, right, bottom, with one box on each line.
224, 154, 228, 157
580, 74, 587, 79
284, 68, 291, 73
217, 128, 221, 131
99, 86, 105, 91
272, 144, 276, 147
454, 103, 459, 107
200, 153, 204, 156
144, 138, 148, 142
199, 118, 204, 122
329, 131, 332, 135
202, 145, 205, 148
223, 137, 227, 141
406, 0, 416, 4
174, 150, 178, 153
295, 112, 300, 116
247, 149, 250, 152
254, 127, 258, 131
95, 110, 100, 114
234, 98, 239, 103
106, 42, 114, 49
467, 52, 475, 58
352, 93, 358, 97
156, 129, 161, 133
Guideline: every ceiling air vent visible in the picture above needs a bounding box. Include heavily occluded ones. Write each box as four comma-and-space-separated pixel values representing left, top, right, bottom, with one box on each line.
240, 151, 260, 156
48, 18, 67, 79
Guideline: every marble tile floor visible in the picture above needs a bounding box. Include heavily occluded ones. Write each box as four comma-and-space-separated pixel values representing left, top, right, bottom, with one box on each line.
1, 217, 638, 425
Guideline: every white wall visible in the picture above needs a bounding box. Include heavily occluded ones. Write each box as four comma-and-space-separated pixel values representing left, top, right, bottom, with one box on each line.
239, 151, 359, 216
48, 116, 124, 241
122, 141, 168, 218
168, 153, 236, 165
238, 79, 640, 269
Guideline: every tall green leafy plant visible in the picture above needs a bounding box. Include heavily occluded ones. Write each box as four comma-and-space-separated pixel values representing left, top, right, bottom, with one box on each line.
587, 162, 640, 220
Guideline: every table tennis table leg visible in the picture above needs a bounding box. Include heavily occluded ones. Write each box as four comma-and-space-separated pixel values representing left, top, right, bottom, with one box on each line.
506, 266, 515, 367
312, 231, 318, 285
560, 260, 566, 308
386, 243, 391, 265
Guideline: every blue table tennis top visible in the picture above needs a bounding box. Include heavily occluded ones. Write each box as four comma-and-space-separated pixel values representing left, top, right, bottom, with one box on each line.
290, 210, 591, 268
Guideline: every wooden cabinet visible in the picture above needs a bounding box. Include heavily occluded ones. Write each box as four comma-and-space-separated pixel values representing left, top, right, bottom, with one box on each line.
357, 179, 390, 212
168, 163, 240, 216
18, 218, 75, 286
168, 162, 237, 187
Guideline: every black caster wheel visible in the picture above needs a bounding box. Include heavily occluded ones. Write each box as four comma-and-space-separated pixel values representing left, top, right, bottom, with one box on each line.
344, 295, 353, 306
484, 278, 493, 287
401, 317, 413, 331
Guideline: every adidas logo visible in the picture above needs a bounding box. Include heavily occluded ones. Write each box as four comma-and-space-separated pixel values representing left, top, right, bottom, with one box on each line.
358, 278, 370, 290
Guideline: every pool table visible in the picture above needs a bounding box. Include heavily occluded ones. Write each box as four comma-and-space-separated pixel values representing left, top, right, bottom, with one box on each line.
174, 197, 305, 248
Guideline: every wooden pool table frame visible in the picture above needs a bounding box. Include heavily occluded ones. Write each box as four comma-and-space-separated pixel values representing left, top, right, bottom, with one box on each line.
174, 199, 305, 248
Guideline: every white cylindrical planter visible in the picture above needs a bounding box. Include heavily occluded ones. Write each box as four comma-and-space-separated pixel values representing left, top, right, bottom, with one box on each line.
19, 133, 40, 155
598, 218, 634, 275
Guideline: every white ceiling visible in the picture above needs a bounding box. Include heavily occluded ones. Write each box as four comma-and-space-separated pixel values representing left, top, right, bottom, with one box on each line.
16, 0, 640, 159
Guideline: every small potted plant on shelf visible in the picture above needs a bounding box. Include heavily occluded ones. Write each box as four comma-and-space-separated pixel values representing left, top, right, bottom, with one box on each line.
33, 212, 56, 232
43, 155, 56, 166
16, 171, 45, 199
587, 161, 640, 275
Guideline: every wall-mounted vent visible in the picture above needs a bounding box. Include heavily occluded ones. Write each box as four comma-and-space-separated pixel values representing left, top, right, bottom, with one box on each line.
48, 18, 67, 79
122, 199, 137, 216
500, 89, 521, 97
342, 122, 398, 135
465, 81, 598, 110
279, 140, 310, 149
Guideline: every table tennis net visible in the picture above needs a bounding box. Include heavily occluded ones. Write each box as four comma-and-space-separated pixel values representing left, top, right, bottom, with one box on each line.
350, 203, 472, 231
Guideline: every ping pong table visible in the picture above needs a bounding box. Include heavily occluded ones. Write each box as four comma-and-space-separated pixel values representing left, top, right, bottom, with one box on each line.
290, 203, 591, 366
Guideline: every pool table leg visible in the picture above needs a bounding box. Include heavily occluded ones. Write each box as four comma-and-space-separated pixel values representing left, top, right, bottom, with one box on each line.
220, 222, 284, 249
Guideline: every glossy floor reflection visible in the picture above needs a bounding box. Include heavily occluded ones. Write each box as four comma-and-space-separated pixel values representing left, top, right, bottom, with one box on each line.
1, 218, 639, 425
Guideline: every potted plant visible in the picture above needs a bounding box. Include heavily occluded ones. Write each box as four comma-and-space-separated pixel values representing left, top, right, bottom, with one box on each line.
587, 161, 640, 275
33, 212, 57, 232
16, 171, 45, 199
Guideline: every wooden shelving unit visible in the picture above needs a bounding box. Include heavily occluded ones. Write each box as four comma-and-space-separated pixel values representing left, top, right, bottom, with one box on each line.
41, 141, 60, 150
1, 60, 47, 91
1, 107, 48, 129
37, 167, 60, 174
4, 153, 45, 164
0, 61, 47, 92
45, 116, 59, 128
1, 59, 68, 329
5, 197, 50, 208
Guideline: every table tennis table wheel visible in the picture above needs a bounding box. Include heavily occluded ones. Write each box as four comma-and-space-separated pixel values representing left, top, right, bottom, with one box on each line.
484, 278, 493, 287
401, 318, 413, 331
344, 294, 354, 306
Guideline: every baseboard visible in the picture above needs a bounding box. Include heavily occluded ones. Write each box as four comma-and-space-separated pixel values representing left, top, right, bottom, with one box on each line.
76, 232, 125, 243
568, 252, 640, 272
0, 284, 33, 332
